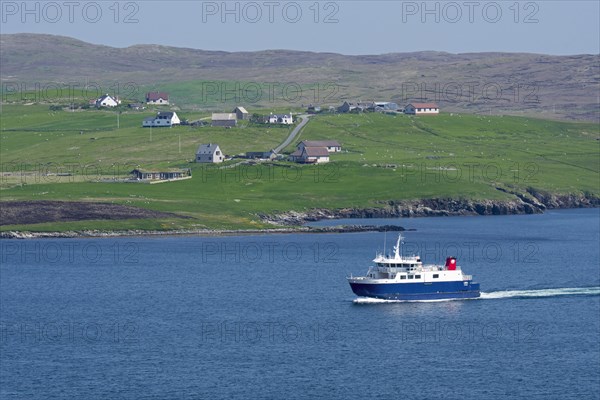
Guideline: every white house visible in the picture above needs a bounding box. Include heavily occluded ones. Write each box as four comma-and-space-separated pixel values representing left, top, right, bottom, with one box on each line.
268, 113, 293, 124
142, 111, 181, 127
298, 140, 342, 153
196, 143, 224, 163
146, 92, 169, 105
95, 94, 120, 107
404, 103, 439, 115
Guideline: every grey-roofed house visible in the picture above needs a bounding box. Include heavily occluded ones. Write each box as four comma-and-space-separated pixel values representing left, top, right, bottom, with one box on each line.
196, 143, 224, 163
290, 147, 330, 164
142, 111, 181, 127
212, 113, 237, 127
233, 106, 249, 120
297, 140, 342, 153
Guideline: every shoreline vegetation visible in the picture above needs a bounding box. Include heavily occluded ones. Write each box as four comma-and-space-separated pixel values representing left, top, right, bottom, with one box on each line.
1, 193, 597, 239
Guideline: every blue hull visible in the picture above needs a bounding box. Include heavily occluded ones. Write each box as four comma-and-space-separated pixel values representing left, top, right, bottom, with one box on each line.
349, 280, 481, 301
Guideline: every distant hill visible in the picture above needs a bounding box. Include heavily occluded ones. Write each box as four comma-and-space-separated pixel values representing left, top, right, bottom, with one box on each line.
1, 33, 598, 121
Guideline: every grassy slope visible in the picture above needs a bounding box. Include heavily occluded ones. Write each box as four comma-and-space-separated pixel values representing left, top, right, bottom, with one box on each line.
1, 105, 598, 232
0, 104, 294, 169
3, 34, 599, 121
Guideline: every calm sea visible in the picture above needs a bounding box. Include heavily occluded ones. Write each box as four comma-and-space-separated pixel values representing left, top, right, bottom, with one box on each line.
1, 209, 599, 399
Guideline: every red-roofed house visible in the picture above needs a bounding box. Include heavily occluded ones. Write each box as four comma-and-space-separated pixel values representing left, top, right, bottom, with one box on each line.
404, 103, 439, 115
146, 92, 170, 105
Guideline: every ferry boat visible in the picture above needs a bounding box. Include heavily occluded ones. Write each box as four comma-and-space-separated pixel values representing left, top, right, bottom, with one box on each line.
348, 234, 480, 301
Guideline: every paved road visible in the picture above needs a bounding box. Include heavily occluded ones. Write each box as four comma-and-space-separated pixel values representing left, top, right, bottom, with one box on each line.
274, 114, 310, 154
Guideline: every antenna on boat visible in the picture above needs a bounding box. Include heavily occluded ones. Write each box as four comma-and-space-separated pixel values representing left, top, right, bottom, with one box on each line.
393, 234, 404, 259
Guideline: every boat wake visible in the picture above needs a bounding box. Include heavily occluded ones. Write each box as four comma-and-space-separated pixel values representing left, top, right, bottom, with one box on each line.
352, 287, 600, 304
353, 297, 466, 304
480, 286, 600, 299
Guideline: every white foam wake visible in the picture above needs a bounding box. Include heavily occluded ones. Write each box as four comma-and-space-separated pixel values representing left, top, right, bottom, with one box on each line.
352, 287, 600, 304
352, 297, 466, 304
480, 286, 600, 299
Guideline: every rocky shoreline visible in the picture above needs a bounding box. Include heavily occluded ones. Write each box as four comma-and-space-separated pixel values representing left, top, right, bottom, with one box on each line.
0, 224, 408, 239
1, 192, 597, 239
260, 191, 600, 225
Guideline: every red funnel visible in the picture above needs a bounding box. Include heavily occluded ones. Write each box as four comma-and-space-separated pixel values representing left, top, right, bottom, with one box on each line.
445, 257, 457, 270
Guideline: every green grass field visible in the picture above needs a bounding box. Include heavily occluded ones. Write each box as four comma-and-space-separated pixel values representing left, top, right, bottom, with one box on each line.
0, 104, 295, 170
1, 103, 598, 232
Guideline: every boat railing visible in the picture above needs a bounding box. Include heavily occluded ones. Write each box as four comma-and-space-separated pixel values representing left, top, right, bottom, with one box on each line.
463, 275, 472, 281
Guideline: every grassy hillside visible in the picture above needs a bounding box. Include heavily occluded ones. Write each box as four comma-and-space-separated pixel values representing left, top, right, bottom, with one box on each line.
295, 113, 600, 194
2, 34, 599, 121
0, 104, 295, 170
1, 104, 598, 232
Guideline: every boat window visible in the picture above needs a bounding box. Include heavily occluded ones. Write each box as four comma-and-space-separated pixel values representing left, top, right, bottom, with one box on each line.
415, 275, 421, 279
433, 274, 439, 278
400, 275, 406, 280
408, 275, 414, 279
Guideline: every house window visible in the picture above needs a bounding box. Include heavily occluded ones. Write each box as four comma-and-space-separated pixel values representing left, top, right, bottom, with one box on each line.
216, 151, 220, 155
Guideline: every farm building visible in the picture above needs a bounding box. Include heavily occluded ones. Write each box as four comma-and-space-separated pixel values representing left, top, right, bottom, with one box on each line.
375, 102, 400, 112
404, 103, 439, 115
95, 94, 120, 107
196, 143, 224, 163
130, 168, 191, 181
297, 140, 341, 153
268, 113, 293, 124
212, 113, 237, 127
142, 111, 181, 127
307, 104, 321, 114
146, 92, 170, 105
246, 150, 277, 160
337, 101, 376, 113
233, 106, 249, 120
128, 103, 145, 110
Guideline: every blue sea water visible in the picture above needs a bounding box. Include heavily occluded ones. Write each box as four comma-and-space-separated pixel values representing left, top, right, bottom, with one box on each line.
1, 209, 599, 399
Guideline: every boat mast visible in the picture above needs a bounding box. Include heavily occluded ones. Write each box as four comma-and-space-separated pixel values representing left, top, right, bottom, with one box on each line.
393, 234, 404, 259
